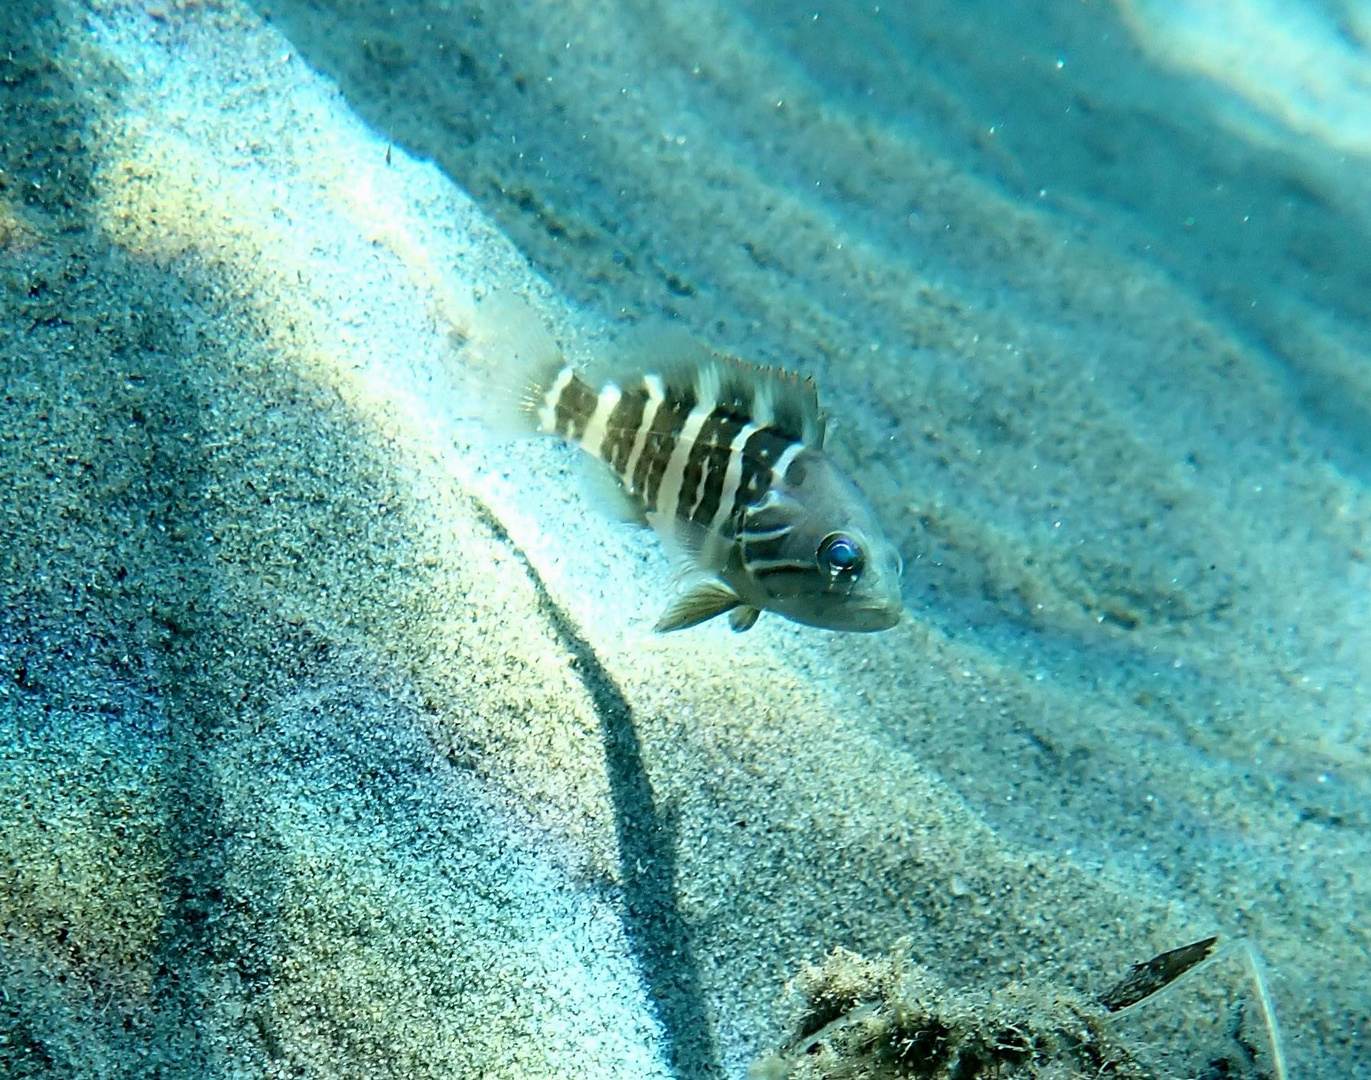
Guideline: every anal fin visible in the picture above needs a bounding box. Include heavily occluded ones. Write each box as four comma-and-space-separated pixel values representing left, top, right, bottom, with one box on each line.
654, 581, 741, 633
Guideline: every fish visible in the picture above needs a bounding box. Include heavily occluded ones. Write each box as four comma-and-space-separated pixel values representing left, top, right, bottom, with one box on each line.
484, 300, 903, 633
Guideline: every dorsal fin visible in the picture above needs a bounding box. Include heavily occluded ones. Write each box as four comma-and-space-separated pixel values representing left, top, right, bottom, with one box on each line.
711, 357, 826, 448
606, 322, 827, 448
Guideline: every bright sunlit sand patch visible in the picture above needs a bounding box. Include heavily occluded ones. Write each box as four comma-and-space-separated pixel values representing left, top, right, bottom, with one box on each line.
64, 6, 680, 1076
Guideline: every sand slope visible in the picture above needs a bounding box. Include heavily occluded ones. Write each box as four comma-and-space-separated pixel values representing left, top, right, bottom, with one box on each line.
1, 0, 1367, 1078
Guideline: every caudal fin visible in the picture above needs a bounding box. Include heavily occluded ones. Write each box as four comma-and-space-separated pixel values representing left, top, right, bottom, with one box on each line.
465, 292, 567, 435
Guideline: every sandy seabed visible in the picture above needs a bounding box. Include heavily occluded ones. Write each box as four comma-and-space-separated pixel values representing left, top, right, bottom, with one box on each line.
1, 0, 1368, 1077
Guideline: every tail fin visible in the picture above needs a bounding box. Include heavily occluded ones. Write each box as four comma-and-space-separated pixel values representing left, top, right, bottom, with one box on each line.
465, 292, 567, 435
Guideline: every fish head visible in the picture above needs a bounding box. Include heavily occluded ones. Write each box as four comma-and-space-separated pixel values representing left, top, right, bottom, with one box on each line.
736, 450, 904, 632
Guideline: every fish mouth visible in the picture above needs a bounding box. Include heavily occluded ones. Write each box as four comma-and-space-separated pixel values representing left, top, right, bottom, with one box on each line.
820, 600, 903, 632
772, 590, 904, 632
851, 604, 903, 631
849, 583, 905, 631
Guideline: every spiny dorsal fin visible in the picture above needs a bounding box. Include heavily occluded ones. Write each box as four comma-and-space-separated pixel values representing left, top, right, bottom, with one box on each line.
711, 357, 826, 449
608, 322, 827, 448
653, 580, 741, 633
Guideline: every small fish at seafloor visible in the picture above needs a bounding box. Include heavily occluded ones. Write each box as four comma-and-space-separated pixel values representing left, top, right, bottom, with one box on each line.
484, 299, 904, 634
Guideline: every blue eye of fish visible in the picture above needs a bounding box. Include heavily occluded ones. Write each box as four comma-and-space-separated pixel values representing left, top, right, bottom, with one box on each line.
818, 533, 863, 579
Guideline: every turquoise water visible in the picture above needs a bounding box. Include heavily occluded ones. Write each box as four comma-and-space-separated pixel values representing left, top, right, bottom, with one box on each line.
2, 0, 1369, 1077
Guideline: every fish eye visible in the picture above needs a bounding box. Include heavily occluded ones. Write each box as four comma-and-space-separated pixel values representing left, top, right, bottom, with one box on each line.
817, 532, 864, 579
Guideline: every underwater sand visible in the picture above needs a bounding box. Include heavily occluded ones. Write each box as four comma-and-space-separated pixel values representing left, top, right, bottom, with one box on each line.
1, 0, 1368, 1077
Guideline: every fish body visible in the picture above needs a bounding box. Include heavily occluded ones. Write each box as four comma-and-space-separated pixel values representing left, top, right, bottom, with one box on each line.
503, 313, 903, 633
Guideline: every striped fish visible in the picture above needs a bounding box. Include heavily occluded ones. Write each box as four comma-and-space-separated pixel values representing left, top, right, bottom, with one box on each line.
495, 306, 903, 633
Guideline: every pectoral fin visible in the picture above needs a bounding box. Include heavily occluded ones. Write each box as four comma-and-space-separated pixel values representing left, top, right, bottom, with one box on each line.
653, 581, 741, 633
580, 458, 649, 525
728, 605, 761, 633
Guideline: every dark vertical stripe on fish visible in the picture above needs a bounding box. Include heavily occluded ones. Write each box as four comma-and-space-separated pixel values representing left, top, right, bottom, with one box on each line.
555, 374, 599, 441
730, 428, 797, 521
685, 409, 746, 528
638, 389, 697, 511
601, 385, 648, 474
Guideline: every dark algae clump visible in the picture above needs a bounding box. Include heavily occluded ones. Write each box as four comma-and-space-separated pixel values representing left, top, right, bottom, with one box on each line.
755, 938, 1286, 1080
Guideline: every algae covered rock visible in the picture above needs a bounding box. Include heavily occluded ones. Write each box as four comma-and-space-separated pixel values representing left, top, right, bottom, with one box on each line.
753, 948, 1147, 1080
754, 943, 1283, 1080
